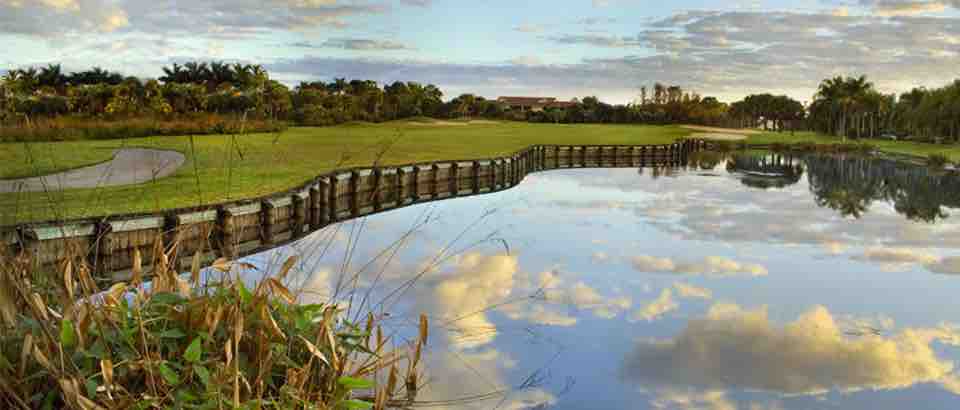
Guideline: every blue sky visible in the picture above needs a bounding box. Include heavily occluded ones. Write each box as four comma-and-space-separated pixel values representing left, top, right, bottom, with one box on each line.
4, 0, 960, 103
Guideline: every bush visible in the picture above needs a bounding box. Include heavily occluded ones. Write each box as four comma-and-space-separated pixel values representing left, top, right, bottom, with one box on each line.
0, 249, 425, 409
0, 114, 287, 142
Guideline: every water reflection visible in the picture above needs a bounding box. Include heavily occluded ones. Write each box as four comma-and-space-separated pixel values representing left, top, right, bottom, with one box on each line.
244, 151, 960, 409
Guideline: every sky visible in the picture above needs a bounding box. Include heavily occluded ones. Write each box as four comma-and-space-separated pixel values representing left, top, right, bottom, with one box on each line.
3, 0, 960, 103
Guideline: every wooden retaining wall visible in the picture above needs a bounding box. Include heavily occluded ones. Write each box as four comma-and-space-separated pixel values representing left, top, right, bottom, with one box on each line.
0, 140, 707, 282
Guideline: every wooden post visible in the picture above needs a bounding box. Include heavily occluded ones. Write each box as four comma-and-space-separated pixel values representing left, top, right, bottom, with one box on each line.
217, 206, 236, 259
293, 191, 307, 238
554, 146, 560, 169
431, 164, 440, 198
372, 168, 383, 212
449, 162, 459, 196
580, 145, 587, 167
395, 167, 405, 206
411, 166, 420, 202
261, 200, 274, 246
328, 176, 338, 222
350, 171, 360, 217
472, 161, 480, 194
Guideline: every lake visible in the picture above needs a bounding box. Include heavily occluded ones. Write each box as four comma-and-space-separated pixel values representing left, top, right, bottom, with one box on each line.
245, 152, 960, 410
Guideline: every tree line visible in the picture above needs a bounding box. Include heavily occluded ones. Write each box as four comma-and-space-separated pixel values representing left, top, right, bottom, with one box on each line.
0, 63, 740, 128
807, 75, 960, 143
4, 62, 960, 142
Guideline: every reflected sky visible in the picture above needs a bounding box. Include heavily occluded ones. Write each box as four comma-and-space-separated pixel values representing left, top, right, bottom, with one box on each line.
245, 153, 960, 410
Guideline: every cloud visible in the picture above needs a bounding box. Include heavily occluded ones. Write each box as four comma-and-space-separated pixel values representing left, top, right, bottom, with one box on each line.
501, 269, 632, 324
673, 282, 713, 299
513, 23, 545, 33
851, 247, 939, 271
0, 0, 419, 37
631, 255, 768, 277
546, 33, 643, 47
925, 256, 960, 274
292, 38, 413, 50
630, 288, 678, 322
864, 0, 949, 16
0, 0, 128, 35
416, 253, 518, 348
621, 303, 960, 395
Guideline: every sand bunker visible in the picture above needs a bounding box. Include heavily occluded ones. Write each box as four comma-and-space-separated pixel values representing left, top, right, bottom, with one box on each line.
407, 120, 501, 127
683, 125, 760, 135
691, 132, 748, 141
0, 148, 185, 193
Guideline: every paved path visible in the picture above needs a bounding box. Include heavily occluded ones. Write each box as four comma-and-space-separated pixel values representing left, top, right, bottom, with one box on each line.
0, 148, 185, 193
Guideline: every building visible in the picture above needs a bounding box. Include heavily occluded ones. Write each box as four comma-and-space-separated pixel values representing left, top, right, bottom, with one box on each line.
497, 96, 576, 112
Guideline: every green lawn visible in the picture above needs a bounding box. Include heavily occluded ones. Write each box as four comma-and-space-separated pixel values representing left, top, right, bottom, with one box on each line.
0, 121, 691, 224
5, 121, 960, 225
746, 131, 960, 161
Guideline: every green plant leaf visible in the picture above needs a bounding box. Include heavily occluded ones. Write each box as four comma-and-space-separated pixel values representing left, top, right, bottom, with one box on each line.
159, 329, 187, 339
184, 337, 203, 363
193, 365, 211, 387
158, 362, 180, 385
151, 292, 187, 306
59, 319, 76, 348
337, 376, 374, 390
338, 399, 373, 410
238, 282, 253, 305
84, 378, 98, 398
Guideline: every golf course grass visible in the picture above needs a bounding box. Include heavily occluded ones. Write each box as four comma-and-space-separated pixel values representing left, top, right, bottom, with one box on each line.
1, 121, 692, 224
3, 120, 959, 225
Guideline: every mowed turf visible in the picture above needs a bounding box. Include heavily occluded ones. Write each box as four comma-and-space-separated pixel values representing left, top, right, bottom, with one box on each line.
746, 131, 960, 161
0, 121, 692, 223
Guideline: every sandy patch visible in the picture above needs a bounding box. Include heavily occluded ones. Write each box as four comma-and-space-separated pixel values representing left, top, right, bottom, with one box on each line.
406, 120, 501, 127
0, 148, 185, 193
691, 132, 748, 141
683, 125, 760, 135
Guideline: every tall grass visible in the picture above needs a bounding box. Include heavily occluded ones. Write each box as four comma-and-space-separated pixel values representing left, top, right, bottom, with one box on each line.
0, 114, 286, 143
0, 241, 427, 409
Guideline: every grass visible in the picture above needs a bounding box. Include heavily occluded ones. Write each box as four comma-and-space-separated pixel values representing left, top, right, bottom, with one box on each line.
745, 131, 960, 161
0, 121, 691, 223
5, 121, 960, 224
0, 238, 427, 409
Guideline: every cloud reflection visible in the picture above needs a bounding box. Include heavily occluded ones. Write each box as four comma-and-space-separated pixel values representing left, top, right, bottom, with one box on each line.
622, 303, 960, 396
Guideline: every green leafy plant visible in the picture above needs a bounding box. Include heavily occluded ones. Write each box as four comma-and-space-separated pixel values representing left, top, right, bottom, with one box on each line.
0, 244, 427, 409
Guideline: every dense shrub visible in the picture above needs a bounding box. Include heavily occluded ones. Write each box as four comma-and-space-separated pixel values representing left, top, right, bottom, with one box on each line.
0, 114, 287, 142
0, 249, 426, 409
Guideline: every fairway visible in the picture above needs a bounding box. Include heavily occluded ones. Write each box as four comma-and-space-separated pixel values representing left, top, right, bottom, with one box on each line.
0, 121, 693, 223
5, 120, 959, 224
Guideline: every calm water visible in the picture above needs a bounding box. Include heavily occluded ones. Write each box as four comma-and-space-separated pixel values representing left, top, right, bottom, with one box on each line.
248, 152, 960, 410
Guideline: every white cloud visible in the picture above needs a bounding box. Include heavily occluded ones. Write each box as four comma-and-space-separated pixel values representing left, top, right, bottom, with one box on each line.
632, 255, 768, 277
673, 282, 713, 299
630, 288, 678, 322
926, 256, 960, 274
852, 247, 939, 271
622, 303, 960, 395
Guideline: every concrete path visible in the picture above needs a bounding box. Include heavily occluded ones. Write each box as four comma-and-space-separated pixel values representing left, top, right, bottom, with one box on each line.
0, 148, 186, 193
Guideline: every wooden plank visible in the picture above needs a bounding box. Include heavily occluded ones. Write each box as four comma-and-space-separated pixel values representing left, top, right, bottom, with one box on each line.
176, 210, 217, 225
225, 203, 261, 217
108, 216, 164, 233
28, 223, 96, 241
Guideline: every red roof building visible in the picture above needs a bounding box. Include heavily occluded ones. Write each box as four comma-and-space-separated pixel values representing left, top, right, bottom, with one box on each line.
497, 96, 576, 112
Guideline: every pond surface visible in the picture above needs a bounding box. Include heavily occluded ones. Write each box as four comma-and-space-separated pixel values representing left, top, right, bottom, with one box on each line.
248, 152, 960, 410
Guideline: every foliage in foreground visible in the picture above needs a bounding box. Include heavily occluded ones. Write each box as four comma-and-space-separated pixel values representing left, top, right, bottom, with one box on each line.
0, 114, 286, 143
0, 247, 427, 410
